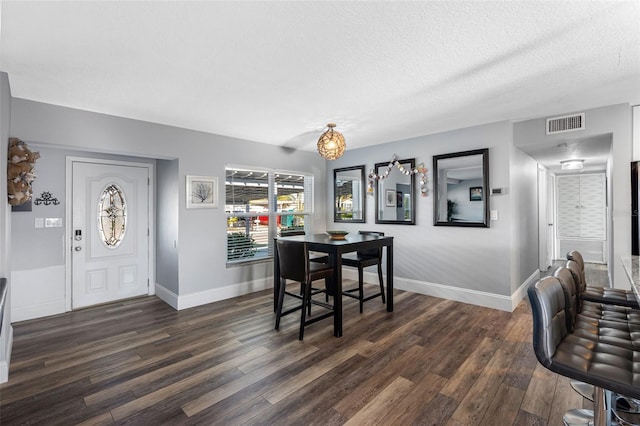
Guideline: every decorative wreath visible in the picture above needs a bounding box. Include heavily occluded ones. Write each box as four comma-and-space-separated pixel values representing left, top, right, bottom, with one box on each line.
7, 138, 39, 206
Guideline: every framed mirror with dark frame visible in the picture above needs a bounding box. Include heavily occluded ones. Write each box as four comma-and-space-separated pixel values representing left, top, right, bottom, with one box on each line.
375, 158, 416, 225
433, 148, 489, 227
334, 165, 366, 223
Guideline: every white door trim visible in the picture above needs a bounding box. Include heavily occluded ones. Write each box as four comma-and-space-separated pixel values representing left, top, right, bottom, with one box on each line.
65, 156, 155, 311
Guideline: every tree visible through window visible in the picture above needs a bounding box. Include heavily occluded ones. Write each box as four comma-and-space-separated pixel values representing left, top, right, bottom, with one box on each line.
225, 166, 313, 264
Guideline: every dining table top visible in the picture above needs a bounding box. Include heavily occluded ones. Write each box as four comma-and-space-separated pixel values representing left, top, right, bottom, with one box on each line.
276, 232, 393, 247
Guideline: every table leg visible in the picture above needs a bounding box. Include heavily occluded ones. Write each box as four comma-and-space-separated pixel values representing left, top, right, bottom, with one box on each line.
273, 243, 280, 313
332, 252, 343, 337
386, 240, 394, 312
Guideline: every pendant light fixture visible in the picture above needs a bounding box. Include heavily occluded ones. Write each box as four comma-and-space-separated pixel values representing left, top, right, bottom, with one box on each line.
317, 123, 346, 160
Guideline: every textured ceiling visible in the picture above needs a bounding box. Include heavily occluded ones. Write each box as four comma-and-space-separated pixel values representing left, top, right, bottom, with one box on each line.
1, 1, 639, 154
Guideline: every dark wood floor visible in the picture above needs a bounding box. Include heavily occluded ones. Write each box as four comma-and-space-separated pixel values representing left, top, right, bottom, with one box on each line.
0, 263, 607, 425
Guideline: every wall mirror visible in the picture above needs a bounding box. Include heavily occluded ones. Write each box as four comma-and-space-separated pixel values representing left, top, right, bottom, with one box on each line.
334, 165, 366, 223
375, 158, 416, 225
433, 148, 489, 227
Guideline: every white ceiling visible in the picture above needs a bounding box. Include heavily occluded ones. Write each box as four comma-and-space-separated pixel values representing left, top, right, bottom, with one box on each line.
1, 1, 639, 154
519, 133, 613, 174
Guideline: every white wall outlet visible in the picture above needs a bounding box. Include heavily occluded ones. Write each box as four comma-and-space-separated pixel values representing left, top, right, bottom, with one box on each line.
35, 218, 44, 228
490, 210, 498, 221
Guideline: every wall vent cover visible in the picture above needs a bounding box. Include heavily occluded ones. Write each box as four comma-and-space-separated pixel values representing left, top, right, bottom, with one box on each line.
546, 113, 585, 134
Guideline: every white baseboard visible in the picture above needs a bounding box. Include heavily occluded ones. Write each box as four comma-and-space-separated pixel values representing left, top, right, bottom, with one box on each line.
343, 267, 531, 312
0, 324, 13, 383
156, 277, 272, 311
11, 266, 66, 322
12, 300, 66, 323
154, 283, 179, 310
511, 269, 540, 311
156, 269, 537, 313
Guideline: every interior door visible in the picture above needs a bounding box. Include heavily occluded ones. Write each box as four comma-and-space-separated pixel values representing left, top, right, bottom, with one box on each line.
538, 166, 550, 271
547, 173, 556, 263
72, 161, 149, 309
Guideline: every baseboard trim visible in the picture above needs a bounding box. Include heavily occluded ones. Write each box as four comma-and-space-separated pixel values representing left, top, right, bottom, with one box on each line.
154, 283, 179, 310
156, 278, 272, 311
156, 269, 536, 313
0, 324, 13, 383
511, 269, 540, 311
343, 268, 527, 312
12, 300, 66, 323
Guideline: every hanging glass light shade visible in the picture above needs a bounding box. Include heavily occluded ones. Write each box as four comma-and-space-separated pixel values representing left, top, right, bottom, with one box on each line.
317, 123, 346, 160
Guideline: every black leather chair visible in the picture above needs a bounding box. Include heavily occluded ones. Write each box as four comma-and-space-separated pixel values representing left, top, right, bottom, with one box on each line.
280, 229, 305, 237
275, 239, 334, 340
553, 267, 640, 351
279, 230, 329, 264
563, 260, 640, 324
528, 276, 640, 425
567, 250, 639, 309
553, 266, 640, 420
341, 231, 385, 313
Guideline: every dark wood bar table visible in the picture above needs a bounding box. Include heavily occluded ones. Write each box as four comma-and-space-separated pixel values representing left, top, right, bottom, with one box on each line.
273, 233, 394, 337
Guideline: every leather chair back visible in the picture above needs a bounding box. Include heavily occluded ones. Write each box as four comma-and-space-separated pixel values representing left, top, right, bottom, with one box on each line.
276, 239, 309, 284
565, 260, 586, 296
528, 276, 568, 362
280, 230, 305, 237
567, 250, 587, 286
357, 231, 384, 258
553, 266, 579, 331
567, 250, 585, 269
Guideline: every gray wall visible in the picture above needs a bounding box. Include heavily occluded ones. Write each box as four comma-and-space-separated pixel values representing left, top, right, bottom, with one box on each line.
325, 120, 516, 297
1, 72, 12, 382
510, 146, 540, 292
10, 146, 156, 271
10, 98, 328, 300
514, 103, 632, 289
156, 159, 179, 294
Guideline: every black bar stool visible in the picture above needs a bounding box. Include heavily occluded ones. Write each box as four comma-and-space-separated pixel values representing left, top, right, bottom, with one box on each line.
274, 239, 334, 340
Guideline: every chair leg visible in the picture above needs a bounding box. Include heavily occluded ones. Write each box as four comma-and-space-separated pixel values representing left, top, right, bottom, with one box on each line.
377, 263, 385, 304
275, 278, 287, 330
299, 281, 311, 340
358, 267, 364, 313
325, 277, 331, 302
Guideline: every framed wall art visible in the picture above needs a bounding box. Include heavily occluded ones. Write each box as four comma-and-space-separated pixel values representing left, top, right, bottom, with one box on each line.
385, 189, 395, 207
469, 186, 483, 201
186, 175, 218, 209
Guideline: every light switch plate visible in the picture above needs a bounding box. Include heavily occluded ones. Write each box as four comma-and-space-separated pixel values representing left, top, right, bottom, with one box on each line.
35, 218, 44, 228
490, 210, 498, 221
45, 217, 63, 227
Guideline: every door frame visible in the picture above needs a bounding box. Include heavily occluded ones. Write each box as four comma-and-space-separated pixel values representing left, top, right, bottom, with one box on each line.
537, 165, 556, 271
65, 156, 155, 311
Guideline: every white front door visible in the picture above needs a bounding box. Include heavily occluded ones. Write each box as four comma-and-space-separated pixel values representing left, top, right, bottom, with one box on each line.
72, 161, 149, 309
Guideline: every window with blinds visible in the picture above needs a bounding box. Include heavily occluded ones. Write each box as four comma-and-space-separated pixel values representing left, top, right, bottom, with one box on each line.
225, 166, 314, 264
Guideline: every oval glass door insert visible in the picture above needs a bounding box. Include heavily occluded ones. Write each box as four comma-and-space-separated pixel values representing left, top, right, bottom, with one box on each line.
98, 184, 127, 248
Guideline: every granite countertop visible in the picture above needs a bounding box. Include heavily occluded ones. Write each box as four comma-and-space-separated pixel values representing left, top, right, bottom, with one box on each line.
621, 255, 640, 302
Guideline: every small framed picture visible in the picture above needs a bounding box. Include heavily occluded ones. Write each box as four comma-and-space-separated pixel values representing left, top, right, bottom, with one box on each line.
385, 189, 396, 207
469, 186, 483, 201
186, 175, 218, 209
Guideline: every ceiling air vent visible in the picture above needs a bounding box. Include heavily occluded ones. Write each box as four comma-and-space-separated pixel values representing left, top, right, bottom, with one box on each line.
546, 113, 585, 135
